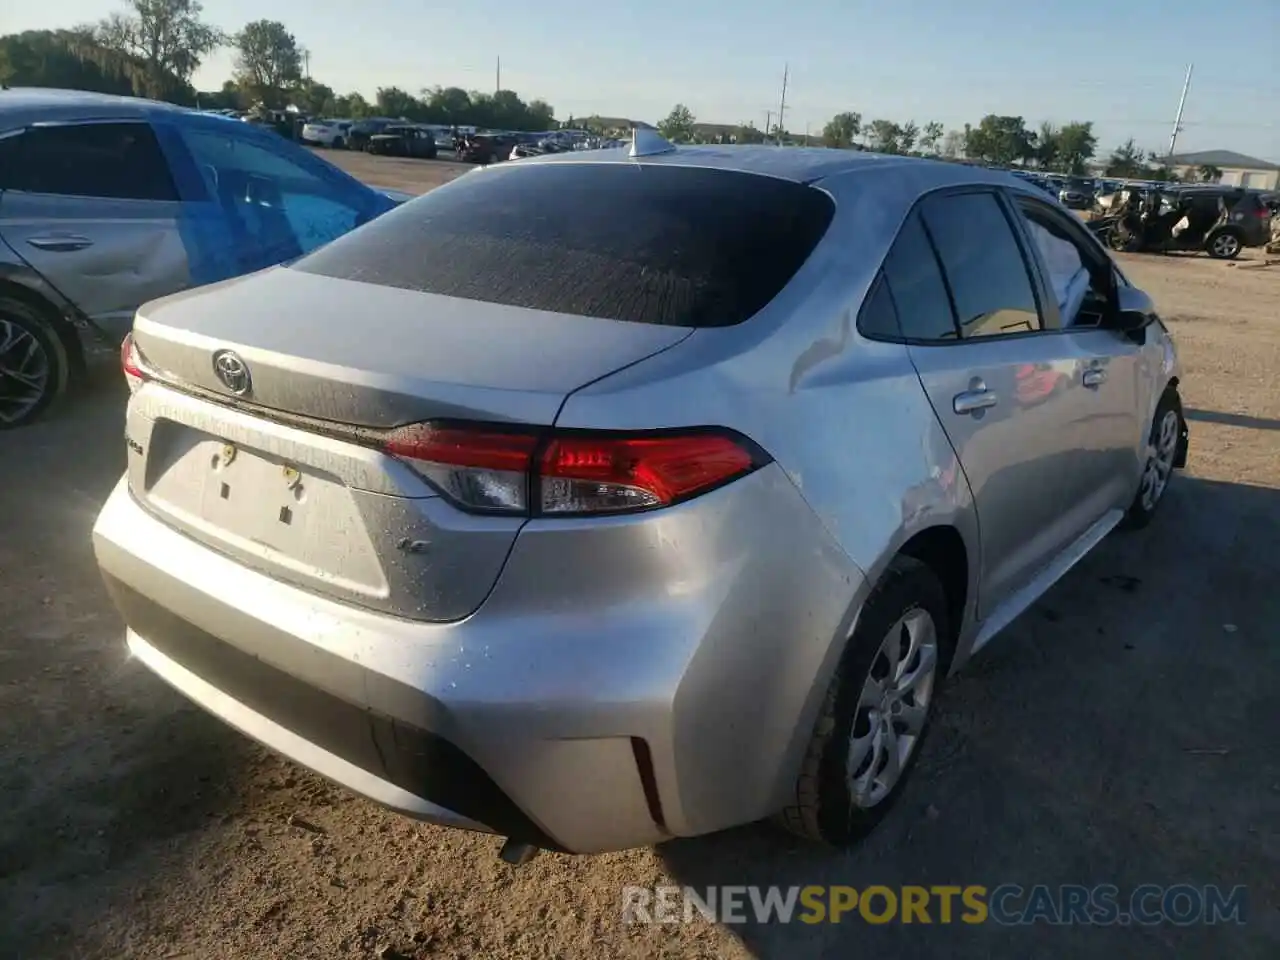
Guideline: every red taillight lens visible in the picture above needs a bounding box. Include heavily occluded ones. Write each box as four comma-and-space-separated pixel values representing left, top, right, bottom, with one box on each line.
539, 433, 756, 513
121, 332, 148, 392
380, 423, 765, 516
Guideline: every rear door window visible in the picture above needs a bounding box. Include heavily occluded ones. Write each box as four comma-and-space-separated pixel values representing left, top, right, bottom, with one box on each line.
920, 192, 1043, 338
292, 163, 835, 327
0, 122, 177, 201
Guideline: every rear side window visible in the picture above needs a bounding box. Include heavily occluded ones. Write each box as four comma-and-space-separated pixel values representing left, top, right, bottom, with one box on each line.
920, 192, 1042, 338
880, 213, 958, 341
0, 122, 177, 201
292, 163, 835, 327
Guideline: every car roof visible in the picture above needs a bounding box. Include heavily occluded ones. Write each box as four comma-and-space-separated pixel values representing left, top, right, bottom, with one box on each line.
0, 87, 192, 128
514, 143, 1038, 194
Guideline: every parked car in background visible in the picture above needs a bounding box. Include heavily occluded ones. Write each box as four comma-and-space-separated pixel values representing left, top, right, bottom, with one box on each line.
0, 88, 399, 428
456, 132, 517, 164
1059, 177, 1096, 210
94, 138, 1187, 860
301, 118, 352, 148
346, 118, 397, 151
365, 124, 438, 159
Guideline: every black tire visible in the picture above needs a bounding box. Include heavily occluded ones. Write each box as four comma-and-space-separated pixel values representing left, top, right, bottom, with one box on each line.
1123, 390, 1184, 529
0, 296, 70, 430
777, 555, 951, 845
1205, 229, 1242, 260
332, 137, 345, 150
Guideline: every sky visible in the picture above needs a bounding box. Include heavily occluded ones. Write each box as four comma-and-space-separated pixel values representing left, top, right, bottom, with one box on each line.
6, 0, 1279, 161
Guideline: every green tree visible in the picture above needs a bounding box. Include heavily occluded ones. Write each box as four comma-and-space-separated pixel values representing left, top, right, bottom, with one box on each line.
1055, 121, 1097, 175
332, 91, 370, 118
734, 122, 766, 144
96, 0, 222, 97
897, 120, 919, 154
918, 121, 944, 155
658, 104, 696, 143
1198, 163, 1223, 182
525, 99, 556, 129
375, 85, 420, 119
233, 20, 302, 109
422, 86, 473, 125
1037, 121, 1061, 170
964, 115, 1035, 166
868, 119, 903, 154
294, 78, 334, 116
821, 111, 861, 148
0, 30, 139, 95
1105, 138, 1149, 178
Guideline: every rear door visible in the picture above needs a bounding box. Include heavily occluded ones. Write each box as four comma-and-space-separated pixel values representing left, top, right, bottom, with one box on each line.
892, 191, 1111, 617
0, 120, 187, 342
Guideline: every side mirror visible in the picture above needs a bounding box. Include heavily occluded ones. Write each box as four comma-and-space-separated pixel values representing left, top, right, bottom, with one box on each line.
1109, 284, 1156, 332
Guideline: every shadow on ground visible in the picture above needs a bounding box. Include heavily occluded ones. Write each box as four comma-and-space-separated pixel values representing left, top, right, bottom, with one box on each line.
0, 376, 256, 955
2, 377, 1277, 959
658, 476, 1280, 958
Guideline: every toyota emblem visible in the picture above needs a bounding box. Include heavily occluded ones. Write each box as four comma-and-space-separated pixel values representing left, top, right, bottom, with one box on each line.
212, 350, 252, 396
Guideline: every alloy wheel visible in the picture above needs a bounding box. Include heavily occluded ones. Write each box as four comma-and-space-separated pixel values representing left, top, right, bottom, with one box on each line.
1211, 233, 1240, 258
0, 318, 51, 426
1140, 409, 1180, 511
846, 608, 939, 809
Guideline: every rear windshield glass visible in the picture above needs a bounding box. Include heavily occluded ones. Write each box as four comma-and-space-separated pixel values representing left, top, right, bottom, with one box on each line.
291, 162, 835, 327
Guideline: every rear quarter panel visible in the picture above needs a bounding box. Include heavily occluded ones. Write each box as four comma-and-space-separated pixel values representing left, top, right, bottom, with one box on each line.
554, 167, 983, 685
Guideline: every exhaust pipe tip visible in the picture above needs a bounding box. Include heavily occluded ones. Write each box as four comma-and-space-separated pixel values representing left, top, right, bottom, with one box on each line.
498, 838, 540, 866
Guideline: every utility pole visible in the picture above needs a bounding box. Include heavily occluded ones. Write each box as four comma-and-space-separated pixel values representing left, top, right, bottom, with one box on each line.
1167, 62, 1193, 159
776, 63, 788, 145
496, 56, 501, 94
764, 111, 771, 138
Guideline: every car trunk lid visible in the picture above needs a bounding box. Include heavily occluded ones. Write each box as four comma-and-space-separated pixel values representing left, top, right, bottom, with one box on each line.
132, 266, 690, 428
126, 266, 691, 621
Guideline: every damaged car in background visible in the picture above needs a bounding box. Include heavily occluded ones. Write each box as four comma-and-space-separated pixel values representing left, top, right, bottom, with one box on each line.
1091, 183, 1272, 260
0, 88, 401, 428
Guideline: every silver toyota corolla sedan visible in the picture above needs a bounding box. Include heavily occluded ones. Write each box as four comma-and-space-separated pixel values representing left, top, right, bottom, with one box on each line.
93, 134, 1188, 860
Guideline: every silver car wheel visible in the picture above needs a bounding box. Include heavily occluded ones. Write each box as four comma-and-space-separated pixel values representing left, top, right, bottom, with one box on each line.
846, 608, 938, 809
1211, 233, 1240, 258
0, 318, 51, 426
1140, 409, 1180, 511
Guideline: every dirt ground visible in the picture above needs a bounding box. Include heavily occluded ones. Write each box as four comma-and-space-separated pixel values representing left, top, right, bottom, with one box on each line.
315, 147, 472, 194
1, 154, 1278, 959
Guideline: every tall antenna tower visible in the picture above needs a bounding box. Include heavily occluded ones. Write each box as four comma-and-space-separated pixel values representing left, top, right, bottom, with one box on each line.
776, 64, 789, 145
1167, 63, 1193, 158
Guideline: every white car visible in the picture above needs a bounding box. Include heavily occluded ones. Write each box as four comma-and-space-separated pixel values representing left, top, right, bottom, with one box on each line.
301, 119, 352, 149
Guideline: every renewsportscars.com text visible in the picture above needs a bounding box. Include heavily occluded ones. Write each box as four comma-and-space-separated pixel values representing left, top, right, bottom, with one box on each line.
621, 884, 1247, 926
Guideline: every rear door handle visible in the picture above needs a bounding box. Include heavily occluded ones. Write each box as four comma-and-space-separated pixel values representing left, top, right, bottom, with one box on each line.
1083, 366, 1107, 388
27, 234, 93, 252
953, 384, 998, 415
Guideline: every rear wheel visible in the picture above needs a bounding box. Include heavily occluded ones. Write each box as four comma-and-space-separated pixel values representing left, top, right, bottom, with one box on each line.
777, 556, 949, 845
0, 297, 69, 429
1206, 230, 1242, 260
332, 136, 345, 150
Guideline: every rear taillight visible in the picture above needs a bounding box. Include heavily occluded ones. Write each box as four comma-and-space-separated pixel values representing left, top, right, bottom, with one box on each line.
121, 332, 150, 393
380, 422, 768, 517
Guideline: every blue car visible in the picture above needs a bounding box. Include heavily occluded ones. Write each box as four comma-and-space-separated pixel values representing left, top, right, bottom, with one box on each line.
0, 88, 401, 427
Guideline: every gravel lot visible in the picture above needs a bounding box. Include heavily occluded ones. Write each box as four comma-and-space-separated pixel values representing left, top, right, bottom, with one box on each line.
1, 153, 1278, 959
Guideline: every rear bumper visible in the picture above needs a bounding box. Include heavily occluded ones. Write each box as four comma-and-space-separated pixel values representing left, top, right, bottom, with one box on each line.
93, 466, 864, 853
